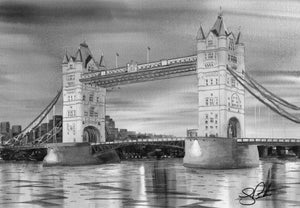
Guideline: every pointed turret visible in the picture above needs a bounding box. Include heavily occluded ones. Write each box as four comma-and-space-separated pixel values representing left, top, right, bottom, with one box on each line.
75, 48, 83, 62
99, 53, 104, 67
62, 50, 69, 64
196, 25, 206, 40
236, 31, 241, 44
211, 14, 228, 37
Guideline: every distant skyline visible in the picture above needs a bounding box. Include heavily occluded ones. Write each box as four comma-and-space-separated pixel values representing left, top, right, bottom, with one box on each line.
0, 0, 299, 137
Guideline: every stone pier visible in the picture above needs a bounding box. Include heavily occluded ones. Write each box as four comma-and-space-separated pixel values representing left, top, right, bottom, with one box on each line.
183, 138, 259, 169
43, 143, 120, 166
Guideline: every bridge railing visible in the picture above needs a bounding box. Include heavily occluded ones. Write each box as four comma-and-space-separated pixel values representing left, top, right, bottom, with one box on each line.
237, 138, 300, 143
81, 55, 197, 81
92, 137, 186, 145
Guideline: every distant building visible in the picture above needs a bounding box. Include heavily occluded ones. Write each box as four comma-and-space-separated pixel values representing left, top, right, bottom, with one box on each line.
127, 131, 137, 139
108, 128, 119, 141
105, 115, 118, 141
11, 125, 22, 137
187, 129, 198, 137
40, 123, 48, 137
0, 122, 10, 135
105, 115, 115, 129
35, 126, 41, 139
53, 115, 63, 143
48, 119, 53, 131
119, 129, 128, 140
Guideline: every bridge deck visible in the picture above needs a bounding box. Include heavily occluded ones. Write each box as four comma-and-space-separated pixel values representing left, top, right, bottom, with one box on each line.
80, 55, 197, 87
237, 138, 300, 146
95, 137, 185, 145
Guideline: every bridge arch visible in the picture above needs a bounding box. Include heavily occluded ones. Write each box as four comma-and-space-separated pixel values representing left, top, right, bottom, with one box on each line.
227, 117, 241, 138
83, 126, 100, 143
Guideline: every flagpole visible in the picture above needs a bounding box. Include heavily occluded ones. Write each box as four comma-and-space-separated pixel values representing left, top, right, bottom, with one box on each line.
147, 47, 150, 63
115, 53, 119, 68
254, 102, 257, 137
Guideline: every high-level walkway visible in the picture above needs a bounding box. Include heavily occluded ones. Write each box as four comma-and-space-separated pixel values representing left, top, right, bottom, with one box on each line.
80, 55, 197, 87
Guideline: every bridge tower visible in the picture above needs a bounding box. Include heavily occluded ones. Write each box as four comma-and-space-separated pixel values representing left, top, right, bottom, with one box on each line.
196, 14, 245, 138
184, 14, 259, 169
62, 42, 106, 143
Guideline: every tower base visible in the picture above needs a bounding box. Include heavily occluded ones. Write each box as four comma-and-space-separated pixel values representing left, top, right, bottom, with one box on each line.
43, 142, 120, 166
183, 138, 259, 169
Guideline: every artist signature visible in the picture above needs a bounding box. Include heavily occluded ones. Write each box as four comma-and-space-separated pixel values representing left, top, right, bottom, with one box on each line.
239, 169, 273, 205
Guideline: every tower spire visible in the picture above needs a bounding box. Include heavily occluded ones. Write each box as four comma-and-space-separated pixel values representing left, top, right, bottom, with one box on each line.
236, 26, 241, 44
196, 24, 206, 40
219, 6, 223, 17
62, 49, 69, 64
211, 10, 228, 37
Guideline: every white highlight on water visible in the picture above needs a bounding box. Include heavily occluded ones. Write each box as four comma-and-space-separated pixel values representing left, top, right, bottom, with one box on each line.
190, 140, 202, 157
44, 148, 58, 163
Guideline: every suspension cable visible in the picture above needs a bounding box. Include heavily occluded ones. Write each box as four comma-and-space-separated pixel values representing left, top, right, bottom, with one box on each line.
227, 66, 300, 123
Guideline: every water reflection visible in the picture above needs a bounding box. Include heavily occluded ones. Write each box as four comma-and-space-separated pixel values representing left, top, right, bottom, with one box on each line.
0, 159, 299, 207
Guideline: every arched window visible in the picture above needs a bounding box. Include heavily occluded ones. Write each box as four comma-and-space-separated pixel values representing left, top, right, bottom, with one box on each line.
207, 35, 213, 46
89, 106, 95, 117
231, 93, 241, 108
229, 38, 234, 50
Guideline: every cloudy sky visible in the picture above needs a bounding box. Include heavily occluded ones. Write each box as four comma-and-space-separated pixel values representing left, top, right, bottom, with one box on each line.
0, 0, 299, 137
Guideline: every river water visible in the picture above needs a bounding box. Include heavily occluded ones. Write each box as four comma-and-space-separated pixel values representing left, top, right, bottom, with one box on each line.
0, 158, 299, 208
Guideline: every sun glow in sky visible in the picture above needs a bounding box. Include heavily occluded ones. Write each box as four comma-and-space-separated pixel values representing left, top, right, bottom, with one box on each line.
0, 0, 299, 137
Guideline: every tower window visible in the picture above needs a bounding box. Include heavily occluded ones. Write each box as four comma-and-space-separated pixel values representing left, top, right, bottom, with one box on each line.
205, 52, 215, 60
209, 97, 214, 105
229, 38, 234, 50
215, 97, 218, 105
89, 94, 94, 102
89, 106, 95, 117
228, 54, 237, 64
68, 110, 76, 117
83, 95, 86, 101
207, 39, 213, 46
231, 77, 236, 87
231, 93, 241, 108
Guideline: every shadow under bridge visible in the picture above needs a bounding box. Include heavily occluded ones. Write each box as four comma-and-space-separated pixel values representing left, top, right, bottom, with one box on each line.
91, 138, 185, 157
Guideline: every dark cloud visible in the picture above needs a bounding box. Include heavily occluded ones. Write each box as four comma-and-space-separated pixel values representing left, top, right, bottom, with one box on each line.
0, 1, 118, 24
0, 0, 207, 25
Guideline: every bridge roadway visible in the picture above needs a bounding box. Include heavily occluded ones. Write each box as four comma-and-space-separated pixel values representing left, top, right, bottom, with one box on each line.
91, 137, 185, 156
2, 137, 300, 152
80, 55, 197, 87
237, 138, 300, 146
95, 137, 300, 146
91, 137, 300, 156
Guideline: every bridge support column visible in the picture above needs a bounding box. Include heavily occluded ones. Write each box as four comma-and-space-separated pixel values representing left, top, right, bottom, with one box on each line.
292, 146, 300, 158
183, 138, 259, 169
258, 146, 269, 158
43, 143, 120, 166
276, 146, 285, 156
